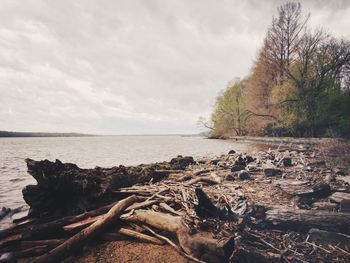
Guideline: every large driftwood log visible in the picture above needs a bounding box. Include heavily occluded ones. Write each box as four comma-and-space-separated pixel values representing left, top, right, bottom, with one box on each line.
263, 207, 350, 234
22, 156, 193, 217
32, 195, 138, 263
122, 210, 235, 262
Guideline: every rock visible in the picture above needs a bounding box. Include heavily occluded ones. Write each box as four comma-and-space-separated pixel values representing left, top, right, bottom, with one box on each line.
282, 157, 292, 166
217, 161, 229, 169
237, 171, 250, 180
246, 164, 260, 172
235, 156, 246, 166
231, 164, 246, 172
264, 167, 282, 177
225, 174, 236, 181
244, 155, 255, 164
228, 150, 236, 155
170, 156, 195, 169
210, 159, 220, 165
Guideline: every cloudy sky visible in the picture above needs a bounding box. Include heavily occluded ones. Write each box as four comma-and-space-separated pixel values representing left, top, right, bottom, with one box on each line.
0, 0, 349, 134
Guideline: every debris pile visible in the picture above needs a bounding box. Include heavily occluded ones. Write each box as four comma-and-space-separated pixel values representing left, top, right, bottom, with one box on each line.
1, 147, 350, 262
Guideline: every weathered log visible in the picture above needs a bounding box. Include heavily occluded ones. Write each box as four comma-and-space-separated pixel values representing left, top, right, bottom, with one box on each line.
32, 195, 138, 263
229, 247, 280, 263
23, 157, 192, 217
62, 199, 159, 232
329, 192, 350, 204
21, 200, 123, 240
0, 238, 63, 253
122, 209, 235, 262
185, 173, 221, 185
308, 228, 350, 248
263, 207, 350, 234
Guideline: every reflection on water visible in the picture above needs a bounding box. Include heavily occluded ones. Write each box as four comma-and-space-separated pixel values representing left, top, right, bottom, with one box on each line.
0, 135, 261, 227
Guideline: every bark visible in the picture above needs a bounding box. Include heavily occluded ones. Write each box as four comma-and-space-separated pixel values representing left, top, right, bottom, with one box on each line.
308, 228, 350, 247
263, 207, 350, 234
21, 200, 122, 240
22, 157, 192, 217
32, 195, 138, 263
122, 210, 235, 262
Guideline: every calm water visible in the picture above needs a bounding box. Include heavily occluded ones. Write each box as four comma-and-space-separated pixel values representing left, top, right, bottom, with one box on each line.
0, 135, 259, 227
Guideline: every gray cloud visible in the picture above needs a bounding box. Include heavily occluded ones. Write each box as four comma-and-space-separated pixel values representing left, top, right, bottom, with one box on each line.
0, 0, 349, 134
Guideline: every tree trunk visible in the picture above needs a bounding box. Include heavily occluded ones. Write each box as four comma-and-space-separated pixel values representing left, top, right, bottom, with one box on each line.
23, 157, 193, 217
263, 207, 350, 234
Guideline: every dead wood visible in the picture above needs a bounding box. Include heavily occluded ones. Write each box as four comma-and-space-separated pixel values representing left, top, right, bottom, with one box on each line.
23, 157, 192, 217
32, 195, 138, 263
263, 207, 350, 234
308, 228, 350, 248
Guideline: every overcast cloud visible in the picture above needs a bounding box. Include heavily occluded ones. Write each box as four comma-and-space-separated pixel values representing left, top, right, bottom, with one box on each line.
0, 0, 349, 134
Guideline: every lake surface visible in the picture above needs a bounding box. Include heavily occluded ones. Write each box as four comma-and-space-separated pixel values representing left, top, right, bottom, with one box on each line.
0, 135, 261, 228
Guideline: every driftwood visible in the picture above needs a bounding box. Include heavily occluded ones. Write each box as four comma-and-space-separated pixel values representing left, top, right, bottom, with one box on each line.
20, 200, 125, 240
2, 147, 350, 262
23, 157, 193, 217
263, 207, 350, 234
308, 228, 350, 248
32, 195, 138, 263
122, 209, 235, 262
194, 188, 237, 221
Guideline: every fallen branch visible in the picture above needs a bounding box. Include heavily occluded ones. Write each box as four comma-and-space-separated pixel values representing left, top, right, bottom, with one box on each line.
32, 195, 138, 263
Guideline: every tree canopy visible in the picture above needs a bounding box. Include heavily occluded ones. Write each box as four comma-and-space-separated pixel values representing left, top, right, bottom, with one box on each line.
206, 2, 350, 138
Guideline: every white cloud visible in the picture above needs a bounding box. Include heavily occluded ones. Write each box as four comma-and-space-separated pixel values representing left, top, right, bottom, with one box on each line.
0, 0, 348, 134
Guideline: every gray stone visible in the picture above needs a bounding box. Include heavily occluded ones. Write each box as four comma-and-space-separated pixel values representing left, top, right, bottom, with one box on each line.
237, 171, 251, 180
264, 167, 282, 177
282, 157, 292, 166
231, 164, 246, 172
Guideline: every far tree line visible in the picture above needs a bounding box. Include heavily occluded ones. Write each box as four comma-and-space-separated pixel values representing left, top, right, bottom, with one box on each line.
201, 2, 350, 138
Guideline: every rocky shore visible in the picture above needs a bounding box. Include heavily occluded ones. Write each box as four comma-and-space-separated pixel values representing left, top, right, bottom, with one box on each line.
0, 142, 349, 262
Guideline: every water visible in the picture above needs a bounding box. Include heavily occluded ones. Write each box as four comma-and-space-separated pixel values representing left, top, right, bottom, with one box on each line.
0, 135, 259, 227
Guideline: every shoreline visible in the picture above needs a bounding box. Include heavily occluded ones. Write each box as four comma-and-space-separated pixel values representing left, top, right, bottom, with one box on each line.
1, 141, 349, 262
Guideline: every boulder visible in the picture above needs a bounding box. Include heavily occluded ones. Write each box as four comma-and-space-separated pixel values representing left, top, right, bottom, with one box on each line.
170, 156, 195, 170
228, 150, 236, 155
231, 164, 246, 172
209, 159, 220, 165
237, 171, 251, 180
282, 157, 292, 167
235, 156, 246, 166
264, 167, 283, 177
244, 155, 255, 164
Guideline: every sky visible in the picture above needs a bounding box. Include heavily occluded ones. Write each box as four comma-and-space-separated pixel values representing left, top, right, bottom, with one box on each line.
0, 0, 349, 135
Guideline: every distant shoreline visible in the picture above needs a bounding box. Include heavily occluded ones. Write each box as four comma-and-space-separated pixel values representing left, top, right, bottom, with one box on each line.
0, 131, 202, 138
0, 131, 95, 138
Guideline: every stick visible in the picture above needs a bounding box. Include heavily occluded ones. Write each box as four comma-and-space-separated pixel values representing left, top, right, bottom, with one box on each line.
118, 227, 164, 245
63, 199, 159, 232
143, 226, 205, 263
32, 195, 138, 263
